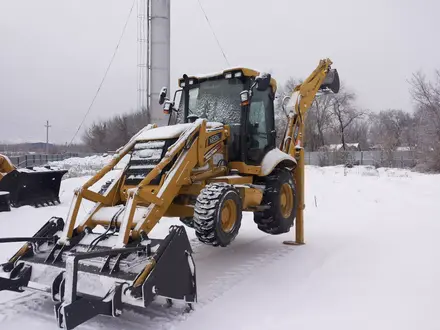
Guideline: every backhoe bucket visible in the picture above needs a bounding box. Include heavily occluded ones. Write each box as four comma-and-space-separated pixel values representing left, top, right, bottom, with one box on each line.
0, 223, 196, 330
0, 167, 68, 207
320, 68, 340, 93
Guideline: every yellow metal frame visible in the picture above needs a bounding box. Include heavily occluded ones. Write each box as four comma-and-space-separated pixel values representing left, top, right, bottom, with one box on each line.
5, 59, 338, 271
281, 58, 335, 245
0, 154, 16, 179
57, 59, 335, 248
56, 118, 264, 248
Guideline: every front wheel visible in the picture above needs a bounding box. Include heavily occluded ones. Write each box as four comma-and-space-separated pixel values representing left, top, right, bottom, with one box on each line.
193, 183, 242, 247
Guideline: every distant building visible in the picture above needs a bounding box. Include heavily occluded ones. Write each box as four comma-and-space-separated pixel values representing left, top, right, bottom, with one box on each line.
319, 143, 361, 151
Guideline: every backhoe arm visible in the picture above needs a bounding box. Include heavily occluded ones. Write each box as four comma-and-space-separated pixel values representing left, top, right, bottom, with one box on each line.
280, 58, 339, 155
281, 58, 339, 246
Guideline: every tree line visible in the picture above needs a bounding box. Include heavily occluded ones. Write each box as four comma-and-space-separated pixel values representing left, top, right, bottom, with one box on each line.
82, 69, 440, 172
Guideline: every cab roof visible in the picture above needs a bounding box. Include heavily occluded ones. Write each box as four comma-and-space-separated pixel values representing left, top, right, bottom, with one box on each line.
178, 67, 277, 93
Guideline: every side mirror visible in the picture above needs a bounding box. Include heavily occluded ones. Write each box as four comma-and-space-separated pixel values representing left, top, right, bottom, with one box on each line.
159, 87, 168, 105
240, 90, 250, 106
256, 72, 271, 91
162, 100, 173, 114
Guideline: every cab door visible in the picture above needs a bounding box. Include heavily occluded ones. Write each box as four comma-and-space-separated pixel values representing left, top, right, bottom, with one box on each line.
245, 88, 276, 165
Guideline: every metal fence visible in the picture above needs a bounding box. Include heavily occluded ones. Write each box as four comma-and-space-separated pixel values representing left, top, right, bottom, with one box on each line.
5, 150, 419, 170
304, 150, 417, 168
8, 153, 82, 168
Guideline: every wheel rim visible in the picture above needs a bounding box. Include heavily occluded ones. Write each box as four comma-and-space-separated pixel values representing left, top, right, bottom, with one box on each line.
280, 183, 294, 218
220, 199, 237, 233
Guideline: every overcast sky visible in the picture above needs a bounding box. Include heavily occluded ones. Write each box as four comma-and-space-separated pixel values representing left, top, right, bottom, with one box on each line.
0, 0, 439, 144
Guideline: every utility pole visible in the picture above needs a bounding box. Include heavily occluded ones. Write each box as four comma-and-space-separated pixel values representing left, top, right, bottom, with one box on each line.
45, 120, 51, 155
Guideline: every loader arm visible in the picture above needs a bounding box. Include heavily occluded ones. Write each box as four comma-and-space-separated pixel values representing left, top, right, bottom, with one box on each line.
59, 118, 230, 247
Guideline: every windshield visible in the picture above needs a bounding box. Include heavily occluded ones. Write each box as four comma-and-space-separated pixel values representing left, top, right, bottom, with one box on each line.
177, 78, 245, 124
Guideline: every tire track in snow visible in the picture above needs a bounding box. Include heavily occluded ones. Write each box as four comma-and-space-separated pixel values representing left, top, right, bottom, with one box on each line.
0, 236, 298, 329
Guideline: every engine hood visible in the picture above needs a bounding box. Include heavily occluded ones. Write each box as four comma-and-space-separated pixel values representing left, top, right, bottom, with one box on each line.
135, 122, 223, 141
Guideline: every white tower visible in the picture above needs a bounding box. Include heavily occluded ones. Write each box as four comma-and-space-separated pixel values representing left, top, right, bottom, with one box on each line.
137, 0, 170, 126
150, 0, 170, 126
137, 0, 149, 112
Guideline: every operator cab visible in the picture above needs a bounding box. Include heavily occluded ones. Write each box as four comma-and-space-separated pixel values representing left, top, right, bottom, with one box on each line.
173, 68, 277, 166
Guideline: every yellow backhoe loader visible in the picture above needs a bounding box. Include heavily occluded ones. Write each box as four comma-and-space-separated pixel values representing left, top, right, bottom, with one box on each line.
0, 59, 339, 329
0, 154, 67, 207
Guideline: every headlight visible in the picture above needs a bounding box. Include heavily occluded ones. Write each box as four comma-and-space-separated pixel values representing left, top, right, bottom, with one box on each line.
234, 72, 242, 78
225, 72, 233, 79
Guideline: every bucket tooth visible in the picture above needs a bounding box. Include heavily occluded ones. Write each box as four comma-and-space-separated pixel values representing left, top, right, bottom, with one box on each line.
0, 168, 67, 208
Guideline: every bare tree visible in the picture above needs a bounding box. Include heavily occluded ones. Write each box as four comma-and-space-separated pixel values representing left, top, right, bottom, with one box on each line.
310, 94, 333, 147
330, 86, 364, 150
409, 71, 440, 171
83, 122, 108, 152
345, 116, 370, 150
274, 77, 302, 146
82, 107, 152, 152
369, 109, 413, 150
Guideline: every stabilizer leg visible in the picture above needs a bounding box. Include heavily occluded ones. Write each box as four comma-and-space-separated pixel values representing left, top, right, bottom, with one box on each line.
284, 143, 305, 246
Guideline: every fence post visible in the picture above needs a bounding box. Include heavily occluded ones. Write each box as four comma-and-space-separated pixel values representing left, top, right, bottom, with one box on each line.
25, 155, 28, 167
361, 151, 363, 165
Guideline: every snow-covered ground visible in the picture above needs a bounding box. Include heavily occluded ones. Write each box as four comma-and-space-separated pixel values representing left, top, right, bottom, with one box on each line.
0, 164, 439, 330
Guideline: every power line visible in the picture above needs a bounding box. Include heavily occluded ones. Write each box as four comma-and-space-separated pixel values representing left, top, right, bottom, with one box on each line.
196, 0, 230, 67
67, 0, 136, 147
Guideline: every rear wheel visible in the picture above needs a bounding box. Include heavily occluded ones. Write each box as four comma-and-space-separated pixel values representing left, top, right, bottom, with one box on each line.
254, 168, 296, 235
193, 183, 242, 247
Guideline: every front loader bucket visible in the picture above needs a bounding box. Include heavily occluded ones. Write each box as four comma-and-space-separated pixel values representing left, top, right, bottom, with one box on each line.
0, 224, 196, 330
320, 68, 340, 93
0, 167, 68, 207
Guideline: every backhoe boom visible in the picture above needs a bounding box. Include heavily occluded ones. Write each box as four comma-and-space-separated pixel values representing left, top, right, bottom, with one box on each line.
281, 58, 340, 245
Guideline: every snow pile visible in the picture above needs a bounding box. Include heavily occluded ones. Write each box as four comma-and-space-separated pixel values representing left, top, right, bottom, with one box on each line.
312, 164, 415, 179
47, 154, 130, 178
0, 165, 439, 330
